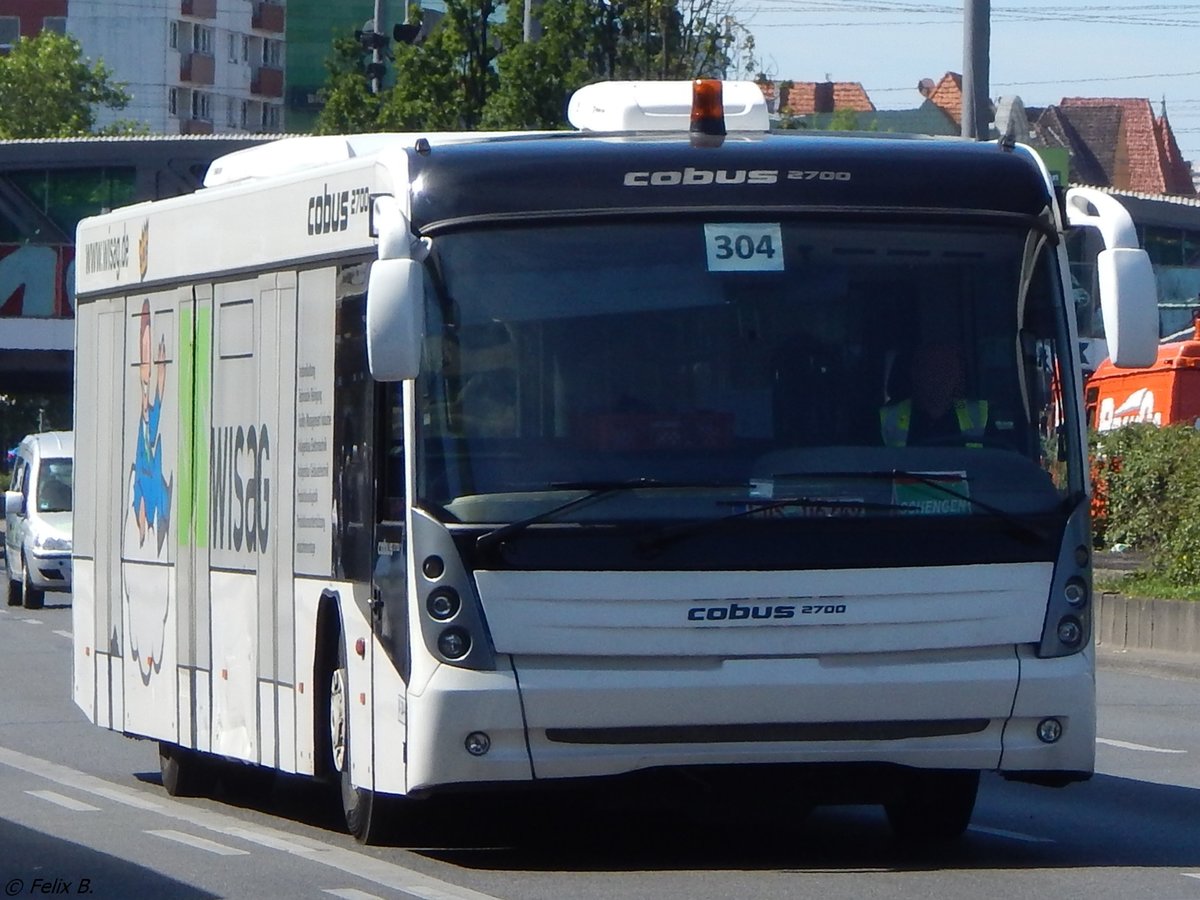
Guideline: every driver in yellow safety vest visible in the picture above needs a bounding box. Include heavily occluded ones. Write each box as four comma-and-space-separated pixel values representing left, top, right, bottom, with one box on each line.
879, 342, 989, 448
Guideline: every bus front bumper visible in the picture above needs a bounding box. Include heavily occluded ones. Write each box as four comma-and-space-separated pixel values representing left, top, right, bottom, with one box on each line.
401, 645, 1094, 795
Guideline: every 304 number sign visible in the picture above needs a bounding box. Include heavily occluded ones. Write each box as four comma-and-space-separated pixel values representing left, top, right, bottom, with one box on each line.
704, 223, 784, 272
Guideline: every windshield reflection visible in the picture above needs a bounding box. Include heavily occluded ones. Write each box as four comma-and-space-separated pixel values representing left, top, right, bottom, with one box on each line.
416, 219, 1074, 525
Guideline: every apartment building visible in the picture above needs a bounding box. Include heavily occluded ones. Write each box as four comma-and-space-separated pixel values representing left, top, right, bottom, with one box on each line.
59, 0, 286, 134
0, 0, 66, 47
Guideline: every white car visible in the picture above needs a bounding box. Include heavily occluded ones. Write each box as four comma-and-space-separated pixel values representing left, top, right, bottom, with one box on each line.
5, 431, 73, 610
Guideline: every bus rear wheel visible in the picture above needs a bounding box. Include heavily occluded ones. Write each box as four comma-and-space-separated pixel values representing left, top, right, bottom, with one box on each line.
159, 742, 215, 797
884, 769, 979, 844
329, 637, 392, 844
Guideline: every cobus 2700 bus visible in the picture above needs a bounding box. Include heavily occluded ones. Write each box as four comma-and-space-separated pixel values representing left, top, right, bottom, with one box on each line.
72, 80, 1158, 844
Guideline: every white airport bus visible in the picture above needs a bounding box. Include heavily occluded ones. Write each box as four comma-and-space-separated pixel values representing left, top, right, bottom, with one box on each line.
72, 80, 1158, 844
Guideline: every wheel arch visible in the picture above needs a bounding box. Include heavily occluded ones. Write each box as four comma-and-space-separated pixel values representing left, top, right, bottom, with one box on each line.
312, 588, 344, 780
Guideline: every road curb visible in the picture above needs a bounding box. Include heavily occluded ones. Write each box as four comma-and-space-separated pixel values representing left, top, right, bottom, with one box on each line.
1096, 591, 1200, 657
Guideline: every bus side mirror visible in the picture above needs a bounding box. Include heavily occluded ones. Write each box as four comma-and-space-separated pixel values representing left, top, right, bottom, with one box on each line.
1096, 247, 1158, 369
366, 257, 425, 382
1065, 187, 1158, 369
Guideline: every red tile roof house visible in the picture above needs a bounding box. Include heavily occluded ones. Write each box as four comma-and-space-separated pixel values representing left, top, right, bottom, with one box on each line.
780, 81, 876, 116
1030, 98, 1195, 197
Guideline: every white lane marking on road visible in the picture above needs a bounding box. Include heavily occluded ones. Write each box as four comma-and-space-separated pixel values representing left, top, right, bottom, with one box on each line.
324, 890, 386, 900
220, 824, 319, 855
1183, 873, 1200, 880
52, 630, 72, 639
1097, 737, 1187, 754
20, 618, 42, 625
969, 825, 1055, 844
148, 828, 250, 856
26, 789, 100, 812
0, 743, 503, 900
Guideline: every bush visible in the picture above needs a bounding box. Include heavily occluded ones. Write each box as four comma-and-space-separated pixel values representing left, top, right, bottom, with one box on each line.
1091, 423, 1200, 585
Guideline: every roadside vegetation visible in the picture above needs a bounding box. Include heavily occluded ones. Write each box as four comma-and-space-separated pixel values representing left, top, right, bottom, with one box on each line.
1091, 423, 1200, 600
316, 0, 757, 133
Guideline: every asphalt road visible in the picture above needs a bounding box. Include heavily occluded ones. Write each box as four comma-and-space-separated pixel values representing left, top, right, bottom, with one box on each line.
2, 591, 1200, 900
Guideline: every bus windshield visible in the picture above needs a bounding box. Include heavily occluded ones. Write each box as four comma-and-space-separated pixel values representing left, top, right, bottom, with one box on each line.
416, 219, 1075, 526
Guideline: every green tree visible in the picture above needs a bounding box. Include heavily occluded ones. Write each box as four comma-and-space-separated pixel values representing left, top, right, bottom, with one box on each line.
481, 0, 600, 129
314, 34, 384, 135
381, 0, 498, 131
0, 32, 130, 138
315, 0, 749, 134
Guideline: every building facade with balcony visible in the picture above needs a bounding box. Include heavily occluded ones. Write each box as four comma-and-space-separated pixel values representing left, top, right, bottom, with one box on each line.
65, 0, 286, 135
0, 0, 66, 49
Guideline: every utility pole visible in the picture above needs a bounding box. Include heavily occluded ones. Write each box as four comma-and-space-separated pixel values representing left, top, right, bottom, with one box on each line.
961, 0, 990, 140
523, 0, 542, 41
372, 0, 387, 94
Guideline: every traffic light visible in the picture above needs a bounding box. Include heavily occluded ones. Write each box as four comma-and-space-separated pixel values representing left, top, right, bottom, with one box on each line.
354, 27, 389, 52
394, 23, 420, 44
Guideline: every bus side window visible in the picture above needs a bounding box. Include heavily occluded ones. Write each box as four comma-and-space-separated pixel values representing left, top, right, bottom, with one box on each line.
334, 293, 374, 583
380, 383, 405, 521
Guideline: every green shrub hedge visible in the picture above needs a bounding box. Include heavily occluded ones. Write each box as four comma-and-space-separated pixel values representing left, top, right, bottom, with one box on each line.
1092, 423, 1200, 585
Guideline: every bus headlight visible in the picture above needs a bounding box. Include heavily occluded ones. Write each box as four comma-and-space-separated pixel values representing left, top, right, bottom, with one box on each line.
438, 628, 471, 660
1037, 718, 1063, 743
1063, 578, 1088, 608
464, 731, 491, 756
427, 587, 460, 621
1056, 616, 1083, 647
1038, 505, 1092, 658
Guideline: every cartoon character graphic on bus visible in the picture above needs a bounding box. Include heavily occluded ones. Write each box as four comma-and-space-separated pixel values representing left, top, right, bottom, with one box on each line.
124, 298, 174, 685
133, 298, 173, 551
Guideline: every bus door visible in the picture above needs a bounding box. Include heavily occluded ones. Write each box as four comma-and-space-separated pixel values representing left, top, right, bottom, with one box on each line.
372, 383, 408, 684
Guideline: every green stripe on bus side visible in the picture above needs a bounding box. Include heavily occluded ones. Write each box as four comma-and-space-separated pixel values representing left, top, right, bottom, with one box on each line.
176, 302, 212, 549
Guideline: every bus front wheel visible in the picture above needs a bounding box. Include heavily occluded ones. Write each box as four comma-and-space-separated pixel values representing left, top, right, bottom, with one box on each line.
884, 769, 979, 844
329, 636, 391, 844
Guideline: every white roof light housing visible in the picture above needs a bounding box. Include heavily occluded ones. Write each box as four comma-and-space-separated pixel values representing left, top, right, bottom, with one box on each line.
568, 80, 769, 133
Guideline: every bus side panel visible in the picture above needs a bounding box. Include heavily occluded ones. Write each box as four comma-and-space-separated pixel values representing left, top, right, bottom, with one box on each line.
293, 577, 323, 776
255, 273, 280, 768
121, 291, 180, 741
211, 570, 258, 760
273, 272, 299, 773
207, 279, 265, 763
291, 267, 339, 776
372, 631, 407, 794
72, 301, 98, 722
71, 559, 95, 720
74, 302, 126, 729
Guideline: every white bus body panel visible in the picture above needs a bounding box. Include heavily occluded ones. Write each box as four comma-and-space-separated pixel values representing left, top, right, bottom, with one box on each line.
476, 563, 1051, 657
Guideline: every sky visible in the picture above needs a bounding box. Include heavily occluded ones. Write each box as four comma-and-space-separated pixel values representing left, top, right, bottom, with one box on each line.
738, 1, 1200, 165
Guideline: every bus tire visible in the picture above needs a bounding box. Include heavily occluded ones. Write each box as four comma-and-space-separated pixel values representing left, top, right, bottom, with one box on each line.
159, 741, 215, 798
884, 769, 978, 844
21, 555, 43, 610
329, 633, 392, 844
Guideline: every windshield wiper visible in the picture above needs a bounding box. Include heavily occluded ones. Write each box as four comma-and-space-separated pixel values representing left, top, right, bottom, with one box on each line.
768, 470, 1049, 543
637, 496, 914, 557
474, 478, 731, 553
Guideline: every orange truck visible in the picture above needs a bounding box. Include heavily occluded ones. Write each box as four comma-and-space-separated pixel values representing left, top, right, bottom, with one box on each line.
1087, 321, 1200, 431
